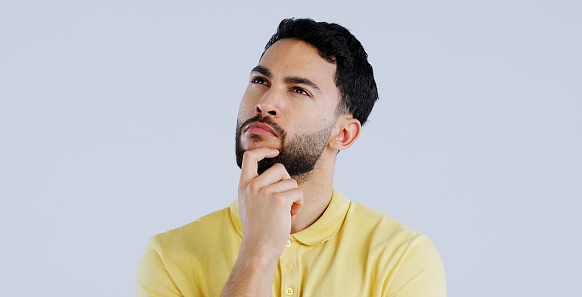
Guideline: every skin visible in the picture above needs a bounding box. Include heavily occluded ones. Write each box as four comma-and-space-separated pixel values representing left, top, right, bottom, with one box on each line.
221, 38, 362, 297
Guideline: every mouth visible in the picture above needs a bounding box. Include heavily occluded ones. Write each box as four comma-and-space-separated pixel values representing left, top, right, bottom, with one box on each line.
244, 122, 279, 138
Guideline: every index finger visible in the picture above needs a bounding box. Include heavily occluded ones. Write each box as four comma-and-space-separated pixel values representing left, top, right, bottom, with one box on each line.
239, 147, 280, 185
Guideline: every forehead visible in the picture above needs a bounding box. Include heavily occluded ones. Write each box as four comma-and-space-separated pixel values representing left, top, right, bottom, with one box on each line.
258, 39, 339, 97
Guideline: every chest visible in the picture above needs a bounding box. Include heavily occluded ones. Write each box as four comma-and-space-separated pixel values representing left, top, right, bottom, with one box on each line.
269, 239, 387, 297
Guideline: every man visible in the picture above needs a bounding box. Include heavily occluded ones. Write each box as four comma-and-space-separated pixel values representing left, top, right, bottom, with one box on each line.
137, 18, 446, 297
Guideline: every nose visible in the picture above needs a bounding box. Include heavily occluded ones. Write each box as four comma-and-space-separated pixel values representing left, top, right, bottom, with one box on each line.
254, 88, 282, 118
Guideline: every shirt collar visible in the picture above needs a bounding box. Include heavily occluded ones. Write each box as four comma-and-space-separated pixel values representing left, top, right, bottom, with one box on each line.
229, 188, 350, 246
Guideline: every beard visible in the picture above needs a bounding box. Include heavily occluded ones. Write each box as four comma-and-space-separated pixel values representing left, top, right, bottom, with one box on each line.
235, 114, 333, 180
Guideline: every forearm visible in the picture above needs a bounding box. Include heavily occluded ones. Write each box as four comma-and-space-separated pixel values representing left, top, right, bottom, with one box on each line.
221, 247, 278, 297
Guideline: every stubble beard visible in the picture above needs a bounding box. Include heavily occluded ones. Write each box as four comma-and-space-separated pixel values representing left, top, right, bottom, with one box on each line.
235, 115, 334, 183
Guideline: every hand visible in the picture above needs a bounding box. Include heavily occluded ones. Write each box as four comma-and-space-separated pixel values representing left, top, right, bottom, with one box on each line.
237, 147, 304, 263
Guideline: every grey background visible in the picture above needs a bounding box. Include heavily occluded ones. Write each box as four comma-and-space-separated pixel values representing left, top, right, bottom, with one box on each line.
1, 0, 580, 296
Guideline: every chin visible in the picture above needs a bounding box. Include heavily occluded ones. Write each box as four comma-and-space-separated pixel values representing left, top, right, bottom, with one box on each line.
241, 136, 281, 151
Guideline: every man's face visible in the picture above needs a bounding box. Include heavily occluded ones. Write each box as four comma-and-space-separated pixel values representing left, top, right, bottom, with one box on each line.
235, 38, 342, 178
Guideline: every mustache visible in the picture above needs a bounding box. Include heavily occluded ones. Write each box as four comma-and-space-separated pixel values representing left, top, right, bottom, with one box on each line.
237, 115, 286, 137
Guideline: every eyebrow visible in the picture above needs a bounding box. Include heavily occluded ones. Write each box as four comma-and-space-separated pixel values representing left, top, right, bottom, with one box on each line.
251, 65, 271, 78
251, 65, 322, 93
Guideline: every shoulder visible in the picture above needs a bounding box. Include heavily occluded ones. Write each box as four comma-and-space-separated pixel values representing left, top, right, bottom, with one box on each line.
148, 205, 235, 254
346, 201, 423, 237
138, 205, 241, 296
343, 201, 446, 295
342, 201, 437, 256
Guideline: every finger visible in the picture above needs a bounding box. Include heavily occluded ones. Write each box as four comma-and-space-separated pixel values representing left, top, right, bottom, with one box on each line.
249, 163, 294, 190
276, 188, 303, 216
239, 148, 279, 186
245, 164, 293, 193
290, 202, 303, 218
290, 194, 304, 216
261, 178, 298, 195
271, 187, 303, 207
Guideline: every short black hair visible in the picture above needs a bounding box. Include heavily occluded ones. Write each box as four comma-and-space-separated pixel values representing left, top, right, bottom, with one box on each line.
264, 18, 379, 126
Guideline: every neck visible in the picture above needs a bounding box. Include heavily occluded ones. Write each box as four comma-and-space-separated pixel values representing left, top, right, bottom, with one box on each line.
289, 150, 336, 234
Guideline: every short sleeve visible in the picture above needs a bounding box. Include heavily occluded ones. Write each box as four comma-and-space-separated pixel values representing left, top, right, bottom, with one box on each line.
385, 236, 447, 297
137, 239, 183, 297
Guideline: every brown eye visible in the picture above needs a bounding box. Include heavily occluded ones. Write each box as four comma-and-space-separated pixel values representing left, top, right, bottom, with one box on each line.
251, 76, 268, 85
292, 87, 309, 96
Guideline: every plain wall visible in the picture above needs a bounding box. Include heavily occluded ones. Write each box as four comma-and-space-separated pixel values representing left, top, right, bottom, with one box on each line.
1, 0, 580, 296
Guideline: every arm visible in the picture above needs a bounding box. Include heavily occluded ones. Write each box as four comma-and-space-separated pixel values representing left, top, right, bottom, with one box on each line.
137, 240, 183, 297
221, 148, 303, 297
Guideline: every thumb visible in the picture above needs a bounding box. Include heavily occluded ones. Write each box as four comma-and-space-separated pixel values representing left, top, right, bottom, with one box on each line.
290, 202, 303, 218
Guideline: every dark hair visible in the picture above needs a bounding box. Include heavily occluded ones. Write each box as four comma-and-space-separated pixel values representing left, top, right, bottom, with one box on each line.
264, 18, 379, 126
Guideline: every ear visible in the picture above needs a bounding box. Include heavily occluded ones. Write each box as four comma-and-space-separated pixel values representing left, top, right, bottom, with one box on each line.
328, 116, 361, 151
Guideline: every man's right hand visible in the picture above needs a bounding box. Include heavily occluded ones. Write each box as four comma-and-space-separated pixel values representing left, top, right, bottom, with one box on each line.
237, 147, 304, 264
221, 147, 304, 297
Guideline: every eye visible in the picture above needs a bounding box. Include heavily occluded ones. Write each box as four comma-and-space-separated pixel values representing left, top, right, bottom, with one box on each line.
291, 87, 310, 97
251, 76, 269, 86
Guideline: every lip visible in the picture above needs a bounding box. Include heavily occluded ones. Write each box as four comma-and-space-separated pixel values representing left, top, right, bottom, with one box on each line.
244, 122, 278, 137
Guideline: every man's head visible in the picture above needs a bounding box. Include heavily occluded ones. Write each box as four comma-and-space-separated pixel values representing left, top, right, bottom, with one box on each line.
264, 18, 379, 126
235, 18, 378, 180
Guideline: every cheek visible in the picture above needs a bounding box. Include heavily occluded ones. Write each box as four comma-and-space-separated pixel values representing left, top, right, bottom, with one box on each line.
304, 109, 334, 127
238, 93, 256, 118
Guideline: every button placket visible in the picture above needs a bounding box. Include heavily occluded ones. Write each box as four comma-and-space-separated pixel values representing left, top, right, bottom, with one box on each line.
279, 237, 299, 296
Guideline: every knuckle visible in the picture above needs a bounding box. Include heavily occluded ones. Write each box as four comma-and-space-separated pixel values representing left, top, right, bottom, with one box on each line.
272, 163, 285, 171
247, 180, 260, 192
242, 151, 254, 161
293, 188, 304, 200
272, 193, 286, 205
263, 185, 275, 196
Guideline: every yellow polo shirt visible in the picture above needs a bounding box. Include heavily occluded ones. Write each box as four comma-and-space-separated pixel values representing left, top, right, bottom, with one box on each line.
137, 189, 446, 297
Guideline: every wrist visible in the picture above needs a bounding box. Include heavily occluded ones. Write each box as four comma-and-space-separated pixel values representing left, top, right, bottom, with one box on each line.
238, 242, 281, 269
222, 244, 278, 297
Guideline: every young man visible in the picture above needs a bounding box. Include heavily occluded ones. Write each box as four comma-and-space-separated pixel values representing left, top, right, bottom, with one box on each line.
137, 18, 446, 297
